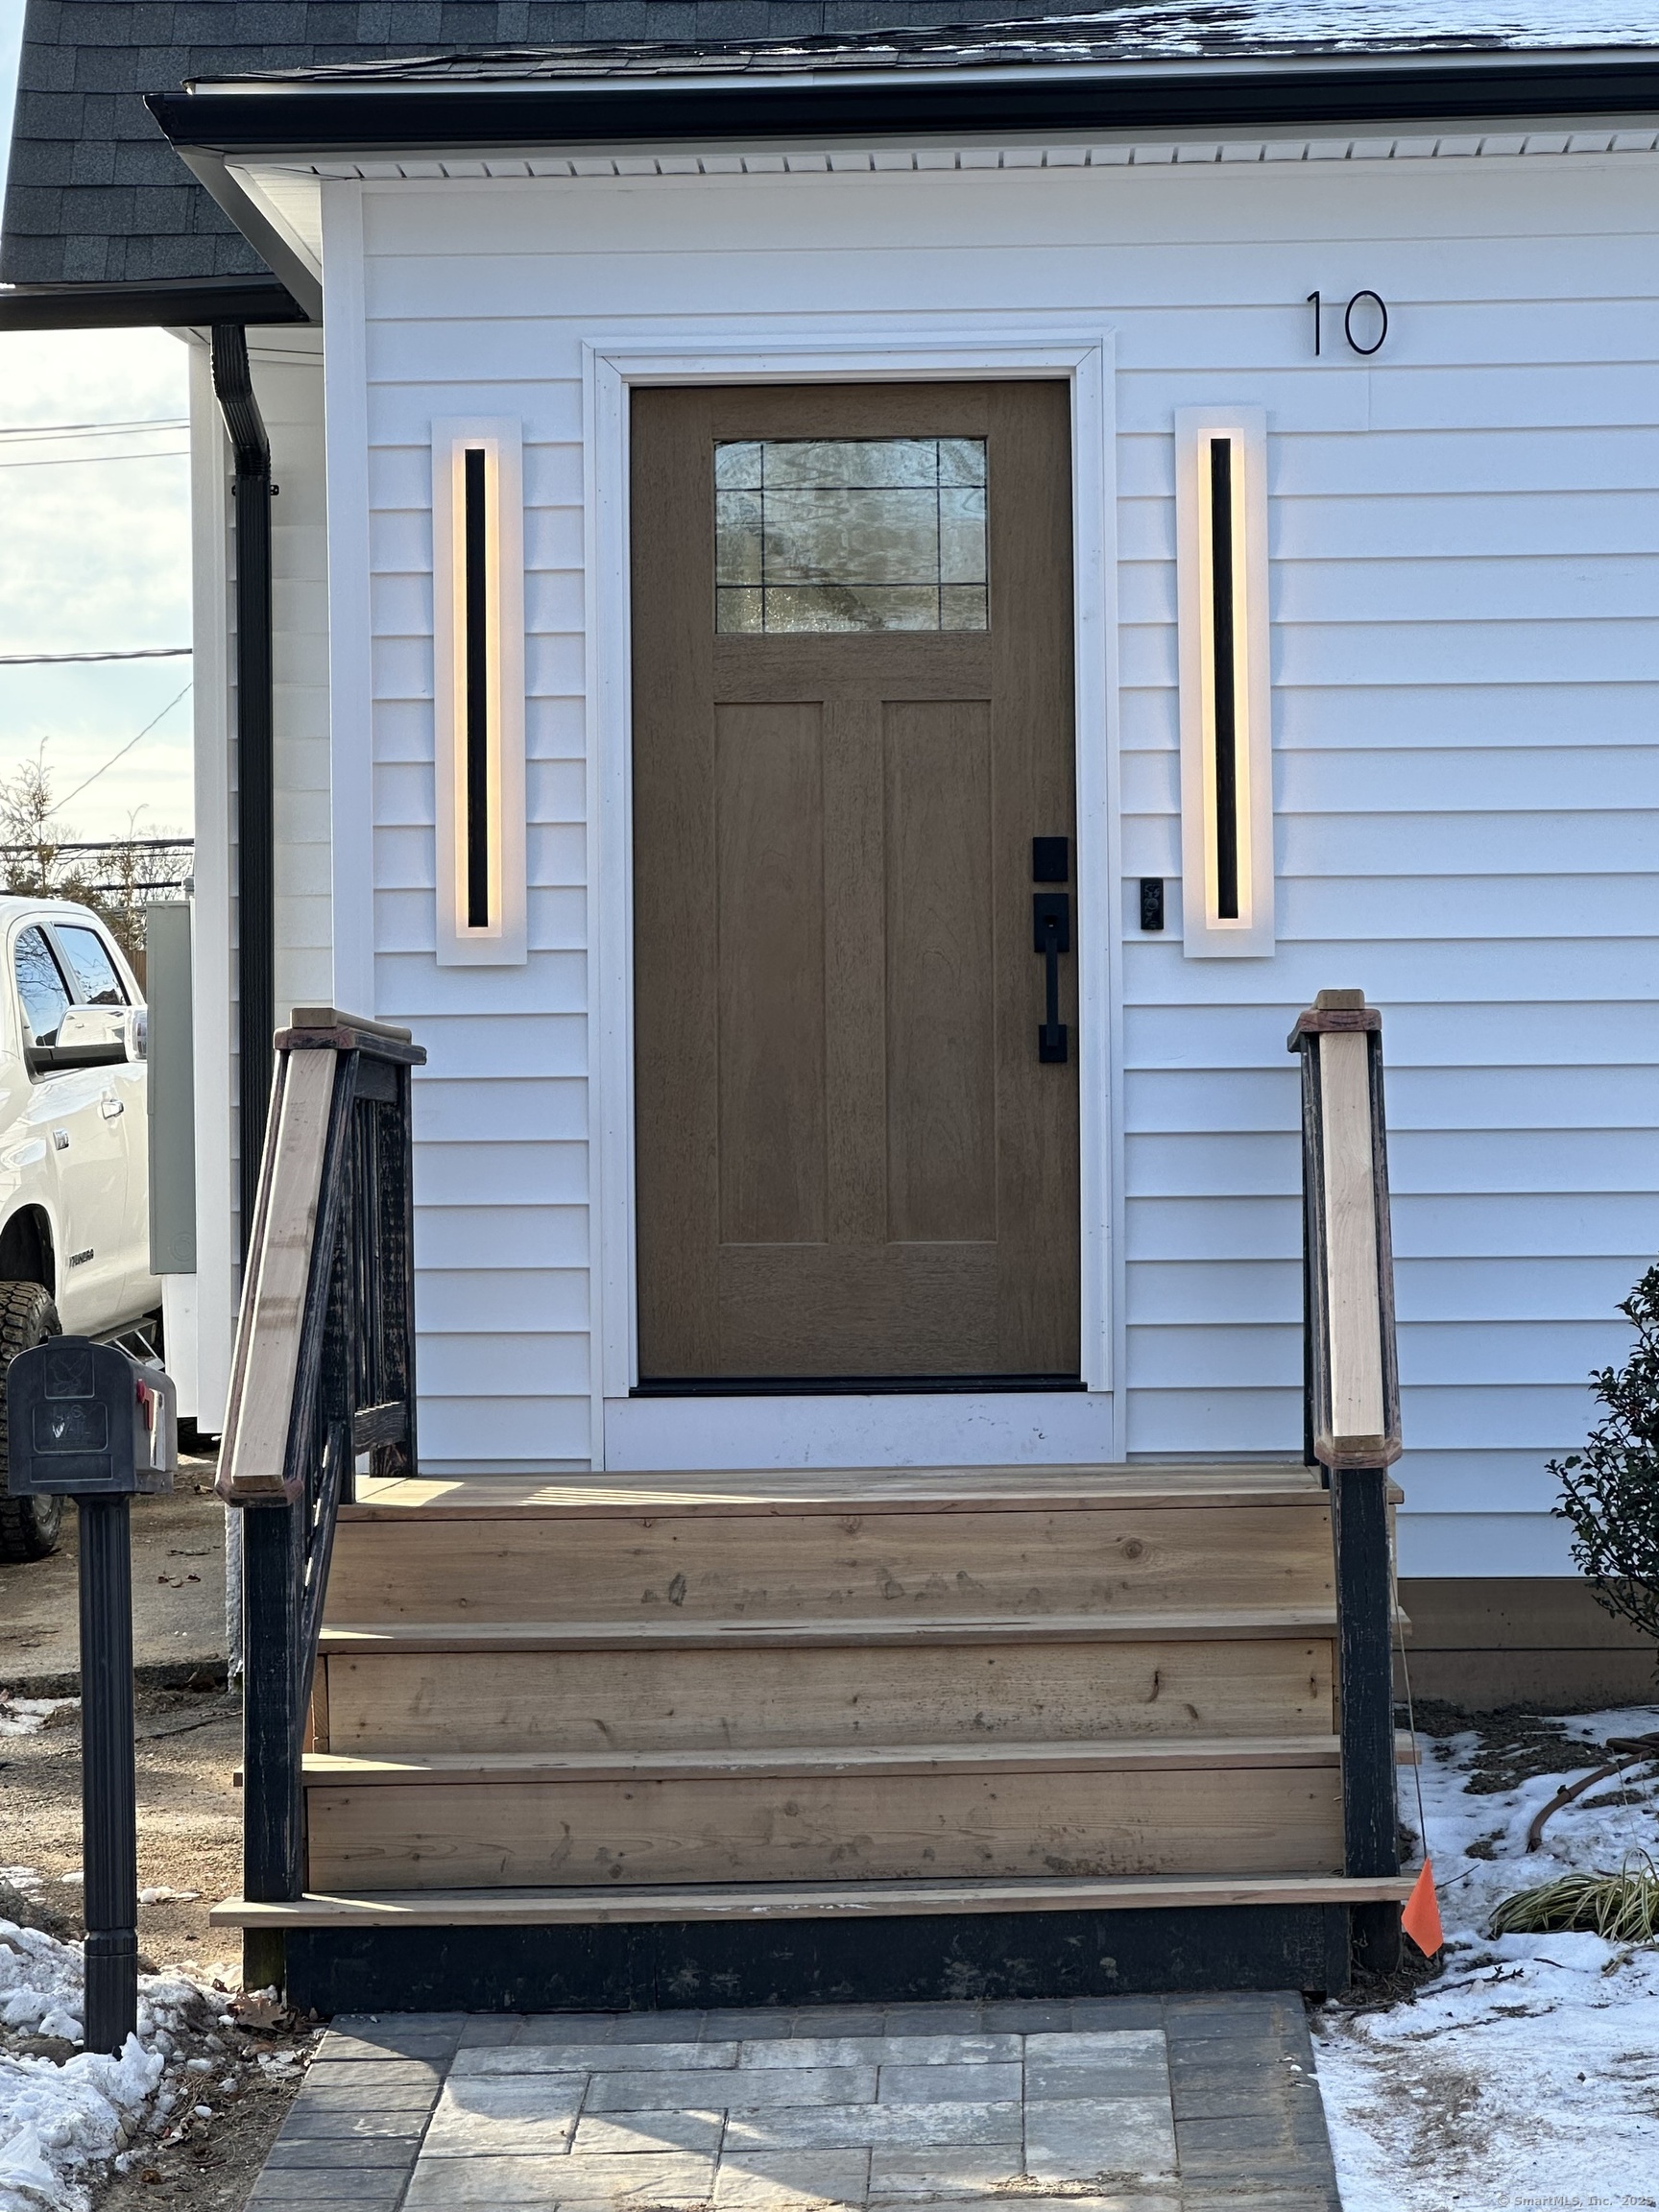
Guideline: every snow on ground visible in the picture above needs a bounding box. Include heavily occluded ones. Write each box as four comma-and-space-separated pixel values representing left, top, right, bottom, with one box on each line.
1315, 1705, 1659, 2211
0, 1697, 78, 1739
0, 1867, 226, 2212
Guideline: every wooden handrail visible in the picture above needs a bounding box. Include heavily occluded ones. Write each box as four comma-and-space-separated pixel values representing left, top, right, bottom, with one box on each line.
1288, 988, 1402, 1976
218, 1008, 424, 1990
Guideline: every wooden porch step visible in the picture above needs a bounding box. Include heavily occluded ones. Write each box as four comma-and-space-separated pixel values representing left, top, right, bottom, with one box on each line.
325, 1480, 1335, 1628
319, 1624, 1337, 1754
298, 1462, 1397, 1921
301, 1731, 1355, 1888
211, 1868, 1418, 1930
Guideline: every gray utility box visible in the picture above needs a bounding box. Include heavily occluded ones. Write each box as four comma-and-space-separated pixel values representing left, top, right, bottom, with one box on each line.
6, 1339, 178, 1498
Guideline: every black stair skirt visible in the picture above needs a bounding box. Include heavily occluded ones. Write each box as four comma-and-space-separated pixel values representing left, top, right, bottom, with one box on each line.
284, 1901, 1358, 2014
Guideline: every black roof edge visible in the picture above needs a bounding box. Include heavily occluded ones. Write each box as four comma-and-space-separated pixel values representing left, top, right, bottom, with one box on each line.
148, 53, 1659, 157
0, 276, 308, 332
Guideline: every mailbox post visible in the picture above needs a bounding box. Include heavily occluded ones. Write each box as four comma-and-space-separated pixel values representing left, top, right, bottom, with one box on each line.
6, 1338, 177, 2054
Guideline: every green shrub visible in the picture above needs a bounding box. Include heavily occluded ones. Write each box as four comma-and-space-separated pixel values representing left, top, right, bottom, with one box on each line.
1551, 1262, 1659, 1655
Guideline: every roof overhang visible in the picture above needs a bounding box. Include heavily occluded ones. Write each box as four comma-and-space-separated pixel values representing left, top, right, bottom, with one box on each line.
148, 46, 1659, 160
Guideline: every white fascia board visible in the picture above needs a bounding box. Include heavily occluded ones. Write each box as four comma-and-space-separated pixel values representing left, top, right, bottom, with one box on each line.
177, 149, 324, 320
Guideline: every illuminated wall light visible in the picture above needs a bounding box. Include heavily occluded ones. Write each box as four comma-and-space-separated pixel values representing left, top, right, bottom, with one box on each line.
432, 418, 526, 966
1175, 407, 1274, 957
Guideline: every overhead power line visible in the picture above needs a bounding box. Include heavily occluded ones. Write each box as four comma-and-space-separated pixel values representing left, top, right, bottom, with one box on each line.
0, 647, 192, 666
0, 838, 192, 855
0, 448, 189, 470
0, 417, 188, 442
58, 681, 195, 812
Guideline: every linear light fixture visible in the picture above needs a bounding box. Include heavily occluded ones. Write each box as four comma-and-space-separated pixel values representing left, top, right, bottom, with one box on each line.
1175, 406, 1273, 957
432, 418, 525, 966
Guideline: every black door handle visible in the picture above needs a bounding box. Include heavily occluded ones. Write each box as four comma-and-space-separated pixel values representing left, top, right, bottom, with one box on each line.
1033, 891, 1070, 1064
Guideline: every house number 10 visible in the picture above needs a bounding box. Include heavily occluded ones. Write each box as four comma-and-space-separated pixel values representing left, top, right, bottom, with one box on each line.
1308, 289, 1388, 356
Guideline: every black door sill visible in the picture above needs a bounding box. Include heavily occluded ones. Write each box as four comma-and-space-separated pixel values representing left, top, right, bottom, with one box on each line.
632, 1376, 1087, 1398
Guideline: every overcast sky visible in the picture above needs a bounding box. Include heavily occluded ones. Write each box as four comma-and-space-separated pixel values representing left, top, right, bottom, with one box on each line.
0, 0, 194, 843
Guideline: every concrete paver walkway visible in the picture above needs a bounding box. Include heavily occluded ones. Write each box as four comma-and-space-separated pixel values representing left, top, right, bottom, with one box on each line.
252, 1996, 1341, 2212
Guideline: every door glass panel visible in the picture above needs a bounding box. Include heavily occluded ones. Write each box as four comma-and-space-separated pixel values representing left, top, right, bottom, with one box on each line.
715, 438, 988, 634
55, 925, 128, 1006
14, 926, 71, 1048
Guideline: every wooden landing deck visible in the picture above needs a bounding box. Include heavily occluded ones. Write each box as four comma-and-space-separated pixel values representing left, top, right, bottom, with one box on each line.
350, 1460, 1346, 1516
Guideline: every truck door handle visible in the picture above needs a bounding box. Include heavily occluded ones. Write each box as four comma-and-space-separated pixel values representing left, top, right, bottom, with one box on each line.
51, 1127, 69, 1151
1032, 891, 1070, 1064
101, 1097, 124, 1119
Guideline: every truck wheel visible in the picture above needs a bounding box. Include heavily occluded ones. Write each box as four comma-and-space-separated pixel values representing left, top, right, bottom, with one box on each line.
0, 1282, 63, 1562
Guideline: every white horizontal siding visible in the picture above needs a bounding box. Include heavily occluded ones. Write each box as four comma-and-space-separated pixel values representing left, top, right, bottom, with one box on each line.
338, 149, 1659, 1537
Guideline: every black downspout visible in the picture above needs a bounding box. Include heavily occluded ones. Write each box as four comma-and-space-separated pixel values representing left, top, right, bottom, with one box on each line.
211, 326, 282, 1993
209, 325, 275, 1260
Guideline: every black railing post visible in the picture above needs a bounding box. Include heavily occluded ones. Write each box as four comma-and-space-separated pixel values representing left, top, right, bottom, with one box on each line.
1290, 988, 1404, 1981
240, 1501, 303, 1993
1302, 1181, 1317, 1473
78, 1496, 138, 2054
1331, 1466, 1400, 1972
392, 1058, 419, 1479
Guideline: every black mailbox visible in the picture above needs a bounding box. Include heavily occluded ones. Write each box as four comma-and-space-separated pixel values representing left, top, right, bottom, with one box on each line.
6, 1338, 177, 1499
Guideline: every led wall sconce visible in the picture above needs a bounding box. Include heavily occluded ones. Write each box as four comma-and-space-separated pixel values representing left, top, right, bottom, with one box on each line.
432, 418, 526, 966
1175, 407, 1273, 958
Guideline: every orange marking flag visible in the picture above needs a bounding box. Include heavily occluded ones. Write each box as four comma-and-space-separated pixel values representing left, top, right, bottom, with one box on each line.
1402, 1859, 1444, 1958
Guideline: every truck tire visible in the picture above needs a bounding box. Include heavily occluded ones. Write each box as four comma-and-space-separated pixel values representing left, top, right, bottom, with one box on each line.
0, 1283, 63, 1562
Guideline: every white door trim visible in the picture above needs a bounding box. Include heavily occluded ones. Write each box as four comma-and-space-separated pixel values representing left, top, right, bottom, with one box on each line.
583, 325, 1122, 1471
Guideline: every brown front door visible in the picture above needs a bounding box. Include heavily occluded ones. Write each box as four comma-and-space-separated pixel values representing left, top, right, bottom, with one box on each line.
631, 382, 1079, 1386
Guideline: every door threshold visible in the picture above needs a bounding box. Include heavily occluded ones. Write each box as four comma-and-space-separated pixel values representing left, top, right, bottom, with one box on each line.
632, 1376, 1086, 1398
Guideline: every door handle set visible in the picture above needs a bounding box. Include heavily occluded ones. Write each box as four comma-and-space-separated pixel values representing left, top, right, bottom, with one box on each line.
100, 1096, 124, 1119
1031, 837, 1070, 1066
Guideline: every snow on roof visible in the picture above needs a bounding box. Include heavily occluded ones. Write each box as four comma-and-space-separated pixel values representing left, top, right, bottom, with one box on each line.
230, 2, 1659, 87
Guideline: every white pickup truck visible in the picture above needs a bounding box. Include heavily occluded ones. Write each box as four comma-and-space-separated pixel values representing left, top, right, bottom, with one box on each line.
0, 897, 158, 1561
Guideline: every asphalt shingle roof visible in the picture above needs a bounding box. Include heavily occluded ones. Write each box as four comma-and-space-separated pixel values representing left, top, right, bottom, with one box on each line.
8, 2, 1658, 294
246, 3, 1659, 82
0, 0, 1142, 288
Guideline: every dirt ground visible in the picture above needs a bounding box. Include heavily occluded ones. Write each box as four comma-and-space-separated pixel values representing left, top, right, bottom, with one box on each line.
1, 1464, 320, 2207
1, 1454, 228, 1692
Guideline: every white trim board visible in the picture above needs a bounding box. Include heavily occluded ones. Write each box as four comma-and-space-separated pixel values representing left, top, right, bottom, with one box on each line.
183, 334, 236, 1433
322, 180, 375, 1020
584, 325, 1120, 1472
607, 1389, 1119, 1474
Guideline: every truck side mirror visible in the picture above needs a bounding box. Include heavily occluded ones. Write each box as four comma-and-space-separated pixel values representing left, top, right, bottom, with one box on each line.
26, 1005, 129, 1076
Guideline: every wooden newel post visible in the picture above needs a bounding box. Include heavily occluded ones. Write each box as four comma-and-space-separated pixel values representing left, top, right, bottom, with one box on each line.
1289, 988, 1403, 1978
